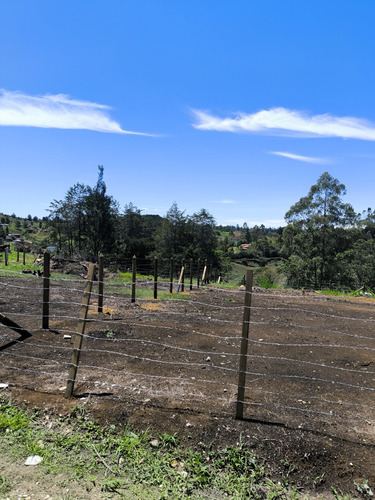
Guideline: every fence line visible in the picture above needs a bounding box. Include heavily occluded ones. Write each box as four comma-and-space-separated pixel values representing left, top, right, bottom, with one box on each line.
1, 269, 375, 441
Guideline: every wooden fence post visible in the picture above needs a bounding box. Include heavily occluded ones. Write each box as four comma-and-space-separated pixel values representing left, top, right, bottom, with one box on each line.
181, 259, 185, 292
169, 258, 174, 294
65, 263, 96, 398
131, 255, 136, 303
98, 254, 104, 313
236, 269, 253, 420
177, 265, 185, 293
189, 258, 193, 291
17, 250, 19, 262
154, 256, 158, 299
42, 251, 50, 329
197, 258, 201, 288
5, 247, 8, 266
23, 249, 26, 265
201, 264, 207, 285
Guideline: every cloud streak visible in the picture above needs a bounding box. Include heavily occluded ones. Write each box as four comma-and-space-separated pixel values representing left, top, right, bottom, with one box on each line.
270, 151, 329, 164
191, 107, 375, 141
213, 199, 237, 204
0, 89, 151, 135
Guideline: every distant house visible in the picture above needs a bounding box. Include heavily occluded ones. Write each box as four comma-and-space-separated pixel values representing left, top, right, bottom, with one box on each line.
239, 243, 251, 250
6, 233, 22, 242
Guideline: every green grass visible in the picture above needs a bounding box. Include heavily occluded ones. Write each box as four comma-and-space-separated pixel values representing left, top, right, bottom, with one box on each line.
0, 397, 309, 499
0, 248, 39, 273
315, 288, 375, 298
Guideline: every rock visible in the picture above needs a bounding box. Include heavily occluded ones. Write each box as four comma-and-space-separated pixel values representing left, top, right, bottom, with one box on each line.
25, 455, 43, 466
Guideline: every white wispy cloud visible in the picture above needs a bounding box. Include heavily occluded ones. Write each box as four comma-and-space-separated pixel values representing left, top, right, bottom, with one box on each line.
213, 199, 237, 204
270, 151, 329, 164
191, 107, 375, 141
0, 89, 152, 135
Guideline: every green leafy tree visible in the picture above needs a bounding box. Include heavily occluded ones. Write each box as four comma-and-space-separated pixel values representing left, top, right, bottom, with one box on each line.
82, 166, 119, 259
155, 202, 188, 260
282, 172, 357, 288
118, 203, 156, 259
49, 183, 88, 256
48, 166, 119, 260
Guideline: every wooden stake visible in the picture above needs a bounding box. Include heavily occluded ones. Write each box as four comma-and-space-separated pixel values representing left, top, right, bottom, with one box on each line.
65, 263, 96, 398
169, 258, 174, 294
131, 255, 136, 303
236, 269, 253, 420
177, 266, 185, 293
42, 251, 50, 329
98, 254, 104, 313
189, 258, 193, 290
181, 259, 185, 292
201, 265, 207, 284
154, 256, 158, 299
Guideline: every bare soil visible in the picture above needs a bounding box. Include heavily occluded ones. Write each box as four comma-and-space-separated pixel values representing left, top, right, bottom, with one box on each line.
1, 275, 375, 498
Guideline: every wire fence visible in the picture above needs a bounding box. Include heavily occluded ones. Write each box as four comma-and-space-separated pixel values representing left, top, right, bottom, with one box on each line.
1, 267, 375, 443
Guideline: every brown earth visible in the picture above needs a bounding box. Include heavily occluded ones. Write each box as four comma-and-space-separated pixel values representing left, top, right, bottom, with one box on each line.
1, 274, 375, 498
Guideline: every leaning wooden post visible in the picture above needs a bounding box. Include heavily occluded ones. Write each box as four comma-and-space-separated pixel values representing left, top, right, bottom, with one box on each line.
169, 258, 174, 294
189, 258, 193, 290
42, 251, 50, 329
65, 263, 96, 398
236, 269, 253, 420
177, 265, 185, 293
98, 254, 104, 313
204, 259, 208, 284
131, 255, 136, 303
181, 259, 185, 292
153, 256, 158, 299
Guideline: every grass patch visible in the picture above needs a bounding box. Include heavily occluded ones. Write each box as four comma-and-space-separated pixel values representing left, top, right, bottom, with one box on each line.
0, 397, 308, 499
315, 288, 375, 299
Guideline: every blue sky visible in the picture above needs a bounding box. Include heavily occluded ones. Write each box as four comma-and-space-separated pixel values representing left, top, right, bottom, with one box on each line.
1, 1, 375, 227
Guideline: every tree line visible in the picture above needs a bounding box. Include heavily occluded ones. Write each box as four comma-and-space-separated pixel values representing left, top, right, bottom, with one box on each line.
47, 166, 375, 291
48, 166, 227, 275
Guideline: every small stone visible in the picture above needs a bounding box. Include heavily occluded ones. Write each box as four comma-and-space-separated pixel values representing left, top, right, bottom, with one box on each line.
150, 439, 159, 447
25, 455, 43, 466
205, 357, 211, 362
